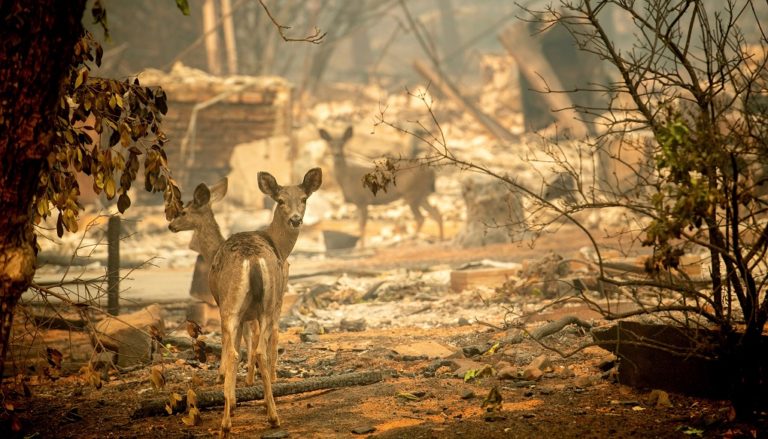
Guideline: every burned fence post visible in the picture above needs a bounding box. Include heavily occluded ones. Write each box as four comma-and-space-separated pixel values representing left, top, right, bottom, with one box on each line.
107, 215, 120, 316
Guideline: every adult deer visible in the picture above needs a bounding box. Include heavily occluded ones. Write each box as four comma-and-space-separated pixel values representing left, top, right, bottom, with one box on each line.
169, 178, 261, 386
209, 168, 321, 436
319, 126, 443, 246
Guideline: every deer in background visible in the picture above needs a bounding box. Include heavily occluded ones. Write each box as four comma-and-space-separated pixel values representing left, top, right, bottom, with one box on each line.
209, 168, 321, 435
319, 126, 443, 246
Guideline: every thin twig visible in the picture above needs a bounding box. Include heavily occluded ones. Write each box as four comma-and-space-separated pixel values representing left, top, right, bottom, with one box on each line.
258, 0, 325, 44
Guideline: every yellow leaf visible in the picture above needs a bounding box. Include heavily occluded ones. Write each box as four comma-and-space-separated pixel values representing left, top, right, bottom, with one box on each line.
396, 392, 420, 401
109, 95, 116, 109
186, 388, 198, 410
150, 366, 165, 390
105, 177, 116, 199
182, 406, 201, 426
115, 93, 123, 108
484, 342, 501, 355
75, 68, 87, 89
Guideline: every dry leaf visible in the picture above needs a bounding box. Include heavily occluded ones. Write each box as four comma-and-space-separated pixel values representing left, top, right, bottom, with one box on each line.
186, 320, 203, 339
148, 325, 163, 343
182, 406, 201, 426
481, 385, 503, 412
186, 388, 198, 410
396, 392, 420, 401
193, 339, 207, 363
150, 366, 166, 390
79, 364, 102, 389
46, 347, 63, 369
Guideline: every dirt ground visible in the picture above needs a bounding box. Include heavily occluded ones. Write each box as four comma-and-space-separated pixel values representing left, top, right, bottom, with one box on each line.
4, 231, 768, 438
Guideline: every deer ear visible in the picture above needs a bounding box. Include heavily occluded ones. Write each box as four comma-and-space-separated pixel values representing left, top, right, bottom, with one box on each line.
318, 128, 332, 142
193, 183, 211, 206
258, 172, 280, 198
301, 168, 322, 195
342, 126, 353, 141
209, 178, 228, 203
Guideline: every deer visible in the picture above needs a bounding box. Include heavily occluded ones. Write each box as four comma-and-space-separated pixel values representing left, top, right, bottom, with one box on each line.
207, 168, 321, 436
319, 126, 443, 246
168, 178, 262, 387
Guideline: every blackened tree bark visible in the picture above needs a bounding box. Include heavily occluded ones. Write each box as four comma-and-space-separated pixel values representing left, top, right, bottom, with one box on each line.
0, 0, 87, 378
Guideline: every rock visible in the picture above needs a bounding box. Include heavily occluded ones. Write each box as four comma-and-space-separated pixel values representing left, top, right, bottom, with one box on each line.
339, 318, 367, 332
559, 366, 576, 378
261, 430, 290, 439
529, 354, 552, 372
521, 367, 543, 381
93, 304, 165, 367
495, 361, 512, 371
351, 425, 376, 435
497, 366, 518, 380
460, 390, 476, 400
574, 375, 596, 388
454, 175, 526, 247
90, 351, 116, 371
300, 333, 319, 343
393, 341, 455, 359
302, 321, 324, 335
647, 389, 673, 408
462, 345, 485, 357
458, 317, 470, 326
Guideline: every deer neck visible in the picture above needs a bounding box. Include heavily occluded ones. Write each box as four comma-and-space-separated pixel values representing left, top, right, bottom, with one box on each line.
192, 214, 224, 263
331, 151, 349, 178
265, 209, 300, 261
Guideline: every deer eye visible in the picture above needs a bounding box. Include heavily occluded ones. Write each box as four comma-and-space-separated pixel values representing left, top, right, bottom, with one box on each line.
301, 197, 307, 204
277, 199, 285, 205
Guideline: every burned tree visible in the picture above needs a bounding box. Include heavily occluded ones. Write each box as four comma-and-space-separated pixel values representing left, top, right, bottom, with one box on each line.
0, 1, 186, 379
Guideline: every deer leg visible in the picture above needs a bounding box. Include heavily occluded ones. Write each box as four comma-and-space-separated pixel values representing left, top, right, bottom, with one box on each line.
245, 320, 260, 386
421, 200, 444, 240
257, 315, 280, 427
408, 202, 425, 236
358, 204, 368, 247
219, 315, 241, 437
218, 321, 247, 384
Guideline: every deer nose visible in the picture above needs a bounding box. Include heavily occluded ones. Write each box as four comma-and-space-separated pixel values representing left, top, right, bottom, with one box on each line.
289, 215, 303, 228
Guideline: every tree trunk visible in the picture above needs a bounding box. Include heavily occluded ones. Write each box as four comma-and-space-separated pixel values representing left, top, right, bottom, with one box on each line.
0, 0, 86, 378
436, 0, 462, 74
202, 0, 222, 76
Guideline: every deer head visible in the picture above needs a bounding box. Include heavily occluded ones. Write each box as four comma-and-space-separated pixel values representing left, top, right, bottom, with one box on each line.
169, 178, 228, 233
258, 168, 322, 229
318, 126, 353, 159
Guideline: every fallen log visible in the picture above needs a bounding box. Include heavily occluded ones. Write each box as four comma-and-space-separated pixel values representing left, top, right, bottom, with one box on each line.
506, 315, 592, 344
530, 315, 592, 340
132, 370, 387, 418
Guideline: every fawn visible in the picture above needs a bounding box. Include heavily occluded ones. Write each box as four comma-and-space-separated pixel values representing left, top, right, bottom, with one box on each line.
319, 126, 443, 246
208, 168, 321, 436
